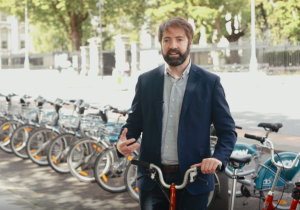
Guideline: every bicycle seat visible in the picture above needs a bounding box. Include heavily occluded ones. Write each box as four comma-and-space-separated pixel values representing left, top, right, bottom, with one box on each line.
258, 123, 282, 132
228, 154, 252, 169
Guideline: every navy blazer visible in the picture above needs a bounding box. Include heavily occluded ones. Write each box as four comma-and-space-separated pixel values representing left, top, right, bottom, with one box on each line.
119, 62, 237, 195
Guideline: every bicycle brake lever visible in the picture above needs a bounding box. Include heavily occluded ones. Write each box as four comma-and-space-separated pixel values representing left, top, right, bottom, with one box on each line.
137, 174, 151, 180
195, 177, 208, 185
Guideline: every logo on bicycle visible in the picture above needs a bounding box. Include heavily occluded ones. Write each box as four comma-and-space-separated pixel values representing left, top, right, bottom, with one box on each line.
232, 149, 248, 156
276, 159, 299, 168
263, 201, 269, 209
263, 176, 274, 187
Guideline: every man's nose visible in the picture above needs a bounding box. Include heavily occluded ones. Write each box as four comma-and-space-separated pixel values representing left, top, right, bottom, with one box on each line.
169, 40, 178, 49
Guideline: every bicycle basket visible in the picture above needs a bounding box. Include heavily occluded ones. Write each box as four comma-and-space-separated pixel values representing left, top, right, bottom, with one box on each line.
39, 108, 57, 125
101, 122, 123, 143
21, 105, 38, 122
59, 109, 80, 129
8, 104, 22, 116
80, 115, 102, 137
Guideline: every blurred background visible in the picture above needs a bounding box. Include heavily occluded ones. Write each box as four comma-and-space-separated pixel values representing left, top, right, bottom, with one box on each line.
0, 0, 300, 136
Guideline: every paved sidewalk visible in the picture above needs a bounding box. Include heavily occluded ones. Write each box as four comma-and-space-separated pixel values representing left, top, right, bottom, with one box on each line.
0, 175, 58, 210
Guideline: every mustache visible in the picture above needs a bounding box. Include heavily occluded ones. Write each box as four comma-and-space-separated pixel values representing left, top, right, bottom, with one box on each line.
167, 49, 180, 54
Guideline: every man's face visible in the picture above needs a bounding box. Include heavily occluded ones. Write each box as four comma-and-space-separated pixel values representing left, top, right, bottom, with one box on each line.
161, 26, 191, 67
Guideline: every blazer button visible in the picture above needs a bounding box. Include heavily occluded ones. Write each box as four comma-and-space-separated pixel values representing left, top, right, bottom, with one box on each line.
156, 151, 160, 155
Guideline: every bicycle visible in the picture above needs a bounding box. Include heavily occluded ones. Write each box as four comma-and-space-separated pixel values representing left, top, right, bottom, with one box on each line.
224, 123, 300, 209
46, 99, 92, 174
124, 124, 228, 206
10, 96, 45, 159
0, 93, 35, 153
228, 133, 300, 210
66, 104, 115, 182
25, 98, 66, 166
93, 108, 139, 193
130, 159, 220, 210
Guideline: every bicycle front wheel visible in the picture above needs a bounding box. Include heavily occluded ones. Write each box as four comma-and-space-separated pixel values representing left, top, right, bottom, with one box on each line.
124, 156, 139, 202
10, 124, 37, 159
0, 120, 20, 153
26, 128, 59, 166
94, 147, 137, 193
67, 139, 107, 182
47, 133, 79, 174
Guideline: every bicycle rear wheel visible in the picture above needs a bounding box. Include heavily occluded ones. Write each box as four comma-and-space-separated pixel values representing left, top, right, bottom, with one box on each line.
10, 124, 37, 159
26, 128, 59, 166
67, 138, 108, 182
0, 120, 20, 153
94, 147, 137, 193
47, 133, 79, 174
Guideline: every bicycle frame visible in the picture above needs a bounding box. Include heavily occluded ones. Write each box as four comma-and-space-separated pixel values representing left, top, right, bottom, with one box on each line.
260, 139, 300, 210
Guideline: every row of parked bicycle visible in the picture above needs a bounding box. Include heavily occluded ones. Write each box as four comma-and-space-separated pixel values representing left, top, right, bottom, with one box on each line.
0, 92, 299, 210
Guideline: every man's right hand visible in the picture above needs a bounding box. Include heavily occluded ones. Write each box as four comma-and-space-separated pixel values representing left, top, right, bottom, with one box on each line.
117, 128, 140, 156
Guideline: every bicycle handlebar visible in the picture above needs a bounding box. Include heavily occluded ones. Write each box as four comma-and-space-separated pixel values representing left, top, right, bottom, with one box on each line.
244, 133, 265, 144
235, 126, 242, 129
266, 139, 300, 170
245, 133, 300, 170
131, 160, 220, 189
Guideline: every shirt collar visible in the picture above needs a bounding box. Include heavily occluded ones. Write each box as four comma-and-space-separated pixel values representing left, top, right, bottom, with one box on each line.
164, 59, 191, 79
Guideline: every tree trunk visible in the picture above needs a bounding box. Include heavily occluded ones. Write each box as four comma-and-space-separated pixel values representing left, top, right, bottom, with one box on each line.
69, 14, 83, 52
70, 30, 81, 52
230, 50, 241, 64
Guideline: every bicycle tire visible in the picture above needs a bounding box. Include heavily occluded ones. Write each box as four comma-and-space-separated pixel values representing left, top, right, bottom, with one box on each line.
0, 117, 7, 125
67, 138, 108, 182
124, 157, 218, 208
10, 124, 38, 159
94, 147, 137, 193
0, 120, 20, 153
47, 133, 79, 174
26, 128, 59, 166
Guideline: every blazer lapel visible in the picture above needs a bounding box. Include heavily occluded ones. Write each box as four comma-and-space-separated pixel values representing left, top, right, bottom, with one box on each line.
179, 63, 200, 123
154, 65, 165, 136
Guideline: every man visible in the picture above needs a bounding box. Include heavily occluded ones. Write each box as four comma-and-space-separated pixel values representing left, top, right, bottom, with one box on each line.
117, 17, 236, 210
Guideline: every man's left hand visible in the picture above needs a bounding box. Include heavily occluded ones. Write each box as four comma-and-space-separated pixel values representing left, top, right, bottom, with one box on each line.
190, 158, 222, 174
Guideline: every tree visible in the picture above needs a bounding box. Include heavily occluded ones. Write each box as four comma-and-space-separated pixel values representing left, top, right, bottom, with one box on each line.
1, 0, 147, 52
146, 0, 251, 43
256, 0, 300, 43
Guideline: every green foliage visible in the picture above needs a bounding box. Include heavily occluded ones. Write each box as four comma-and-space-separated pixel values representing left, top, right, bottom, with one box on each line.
257, 0, 300, 43
31, 23, 71, 53
146, 0, 251, 44
0, 0, 147, 52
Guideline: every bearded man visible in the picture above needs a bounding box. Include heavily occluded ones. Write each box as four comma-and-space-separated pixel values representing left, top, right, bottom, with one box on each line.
116, 17, 237, 210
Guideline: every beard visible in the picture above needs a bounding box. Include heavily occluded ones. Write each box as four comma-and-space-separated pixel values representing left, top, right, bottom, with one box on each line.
162, 44, 190, 67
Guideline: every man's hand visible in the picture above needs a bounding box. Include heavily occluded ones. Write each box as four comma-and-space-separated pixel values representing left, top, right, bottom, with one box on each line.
116, 128, 140, 156
190, 158, 222, 174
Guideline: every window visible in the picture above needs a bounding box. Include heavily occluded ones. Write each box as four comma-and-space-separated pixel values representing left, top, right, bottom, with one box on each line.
1, 13, 7, 22
1, 28, 8, 49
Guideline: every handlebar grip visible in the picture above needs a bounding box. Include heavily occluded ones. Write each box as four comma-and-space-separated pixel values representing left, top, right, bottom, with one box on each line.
69, 100, 76, 103
244, 133, 264, 143
196, 165, 222, 173
235, 126, 242, 130
131, 160, 150, 169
